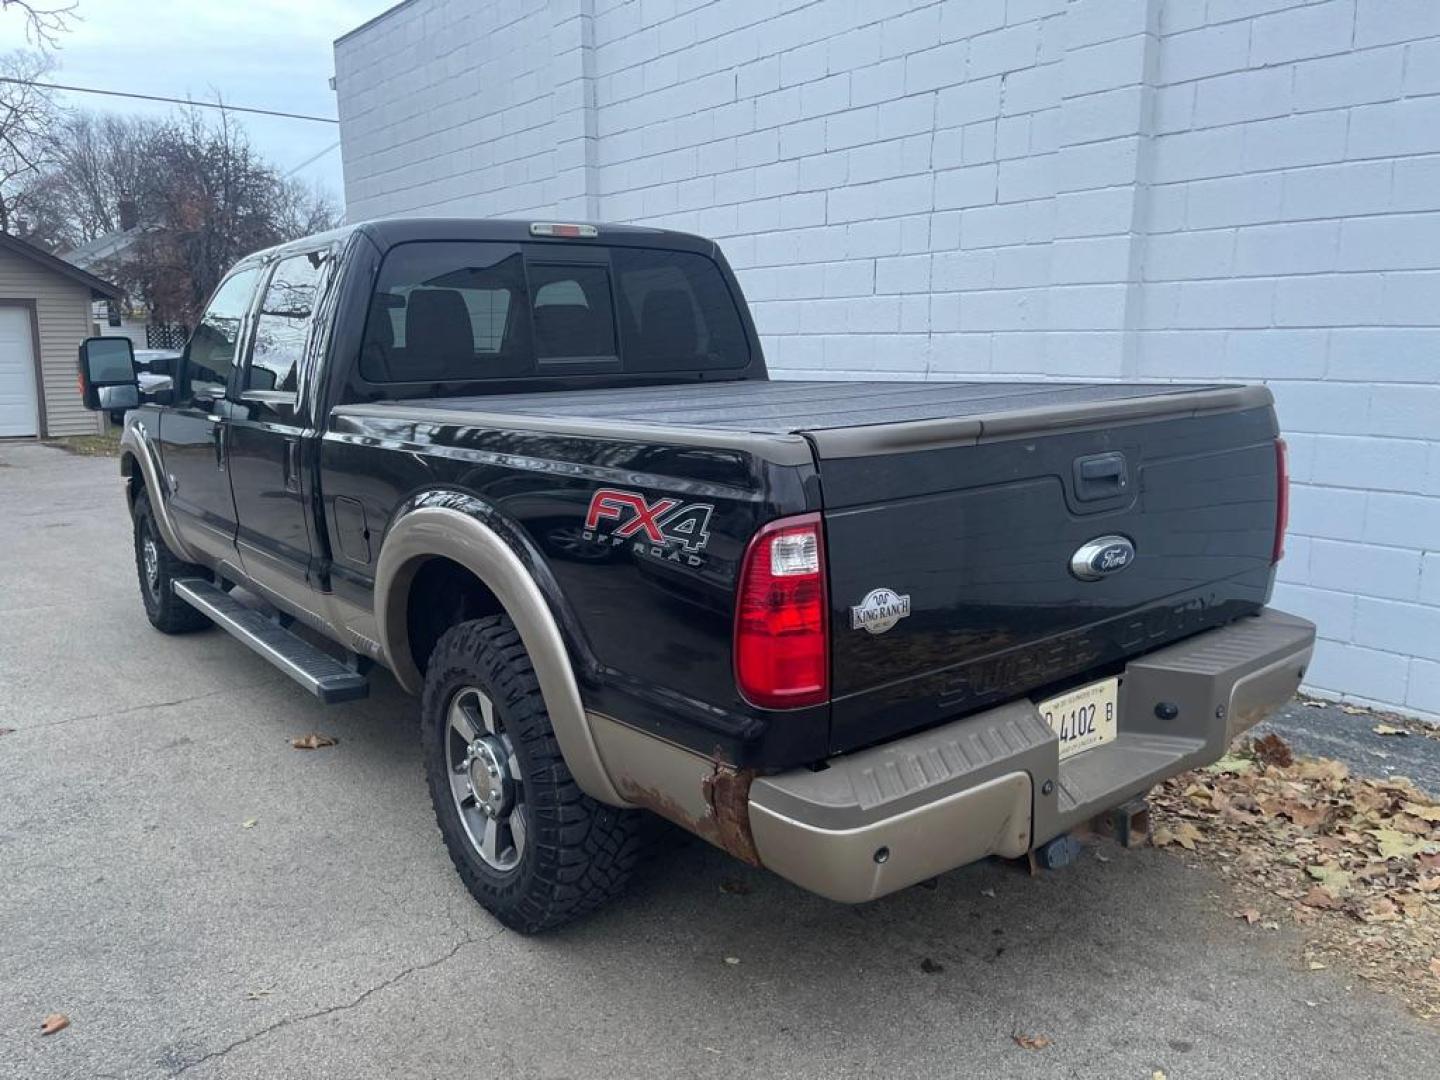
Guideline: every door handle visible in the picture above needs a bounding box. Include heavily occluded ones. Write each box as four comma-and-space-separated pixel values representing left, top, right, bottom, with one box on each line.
210, 417, 225, 469
283, 437, 301, 493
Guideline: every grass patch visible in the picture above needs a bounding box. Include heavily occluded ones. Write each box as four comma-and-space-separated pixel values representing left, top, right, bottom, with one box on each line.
44, 429, 122, 457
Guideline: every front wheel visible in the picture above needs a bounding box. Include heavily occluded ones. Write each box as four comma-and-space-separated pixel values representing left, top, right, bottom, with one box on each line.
132, 490, 211, 634
421, 615, 651, 933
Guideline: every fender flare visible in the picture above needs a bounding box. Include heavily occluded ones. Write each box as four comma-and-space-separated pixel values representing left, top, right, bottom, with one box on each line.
373, 502, 627, 808
119, 418, 200, 564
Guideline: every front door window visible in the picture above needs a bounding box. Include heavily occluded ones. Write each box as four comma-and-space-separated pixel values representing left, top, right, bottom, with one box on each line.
187, 267, 260, 402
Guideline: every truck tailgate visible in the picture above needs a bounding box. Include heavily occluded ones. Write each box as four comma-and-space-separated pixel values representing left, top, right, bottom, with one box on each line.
810, 385, 1280, 754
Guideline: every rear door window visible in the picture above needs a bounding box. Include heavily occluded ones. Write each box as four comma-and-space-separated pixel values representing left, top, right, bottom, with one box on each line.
247, 252, 327, 393
611, 247, 749, 372
359, 242, 531, 383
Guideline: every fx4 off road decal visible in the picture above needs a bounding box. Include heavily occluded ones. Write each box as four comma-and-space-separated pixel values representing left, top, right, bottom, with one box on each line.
583, 488, 714, 566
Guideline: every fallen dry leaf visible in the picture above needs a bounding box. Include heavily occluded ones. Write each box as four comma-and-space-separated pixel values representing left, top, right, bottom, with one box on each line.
723, 956, 740, 966
241, 818, 258, 829
1296, 759, 1348, 783
919, 957, 944, 974
39, 1013, 69, 1036
1012, 1033, 1051, 1051
1361, 897, 1403, 924
1153, 1072, 1168, 1080
1173, 823, 1203, 850
1371, 828, 1433, 861
291, 733, 338, 750
1251, 732, 1294, 768
1301, 886, 1342, 910
1151, 735, 1440, 1022
1306, 869, 1352, 900
1280, 800, 1329, 828
1206, 753, 1256, 776
1374, 724, 1410, 737
1398, 893, 1429, 918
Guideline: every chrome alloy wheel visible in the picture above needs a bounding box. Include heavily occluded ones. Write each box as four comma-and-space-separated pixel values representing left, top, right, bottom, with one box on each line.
445, 686, 528, 872
142, 534, 160, 598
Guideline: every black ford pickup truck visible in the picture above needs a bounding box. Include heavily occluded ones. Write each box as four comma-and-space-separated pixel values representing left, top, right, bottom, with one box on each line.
79, 218, 1314, 932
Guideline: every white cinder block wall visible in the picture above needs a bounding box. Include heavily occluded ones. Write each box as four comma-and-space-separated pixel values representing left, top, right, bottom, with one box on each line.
335, 0, 1440, 720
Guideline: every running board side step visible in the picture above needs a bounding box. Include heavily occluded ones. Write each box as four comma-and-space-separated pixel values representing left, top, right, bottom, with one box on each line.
172, 578, 370, 704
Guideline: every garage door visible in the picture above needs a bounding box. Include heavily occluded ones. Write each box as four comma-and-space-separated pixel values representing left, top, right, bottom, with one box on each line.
0, 305, 39, 436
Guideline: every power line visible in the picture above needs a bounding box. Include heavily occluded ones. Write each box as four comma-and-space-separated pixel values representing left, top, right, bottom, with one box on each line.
0, 77, 339, 123
284, 140, 342, 178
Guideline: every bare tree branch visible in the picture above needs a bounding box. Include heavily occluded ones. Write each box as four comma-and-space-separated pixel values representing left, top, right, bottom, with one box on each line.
0, 49, 60, 233
0, 0, 79, 51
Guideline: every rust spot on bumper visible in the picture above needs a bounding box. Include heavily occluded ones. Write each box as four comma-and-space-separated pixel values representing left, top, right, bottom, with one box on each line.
702, 764, 760, 866
618, 765, 760, 867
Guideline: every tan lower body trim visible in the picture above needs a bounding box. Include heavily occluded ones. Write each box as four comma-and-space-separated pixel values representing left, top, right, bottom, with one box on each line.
1226, 644, 1314, 741
120, 420, 199, 564
749, 771, 1032, 904
374, 505, 625, 807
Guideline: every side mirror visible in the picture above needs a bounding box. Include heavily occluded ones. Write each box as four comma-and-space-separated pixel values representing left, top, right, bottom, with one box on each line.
78, 337, 139, 412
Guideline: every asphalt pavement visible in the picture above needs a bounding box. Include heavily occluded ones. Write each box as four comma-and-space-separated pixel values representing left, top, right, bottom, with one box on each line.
1259, 699, 1440, 792
2, 440, 1437, 1079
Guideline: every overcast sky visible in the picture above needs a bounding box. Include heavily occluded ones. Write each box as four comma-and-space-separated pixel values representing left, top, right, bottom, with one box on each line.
4, 0, 398, 206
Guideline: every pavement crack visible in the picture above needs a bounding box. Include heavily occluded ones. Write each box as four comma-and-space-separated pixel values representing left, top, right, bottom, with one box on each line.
169, 930, 499, 1077
19, 686, 266, 733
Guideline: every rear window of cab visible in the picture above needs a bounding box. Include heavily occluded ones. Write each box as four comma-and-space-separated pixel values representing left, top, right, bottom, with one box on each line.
358, 241, 750, 384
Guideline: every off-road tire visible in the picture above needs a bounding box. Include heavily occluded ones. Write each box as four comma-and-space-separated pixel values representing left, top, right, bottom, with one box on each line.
422, 615, 651, 933
132, 490, 211, 634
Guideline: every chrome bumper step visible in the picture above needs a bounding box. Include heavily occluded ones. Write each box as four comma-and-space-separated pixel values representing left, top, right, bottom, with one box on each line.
172, 578, 369, 704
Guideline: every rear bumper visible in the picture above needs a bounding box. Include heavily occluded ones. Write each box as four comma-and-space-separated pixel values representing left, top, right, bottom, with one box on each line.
748, 607, 1315, 903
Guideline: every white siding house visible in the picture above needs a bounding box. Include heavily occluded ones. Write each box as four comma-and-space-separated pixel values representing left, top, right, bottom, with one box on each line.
334, 0, 1440, 720
0, 234, 119, 437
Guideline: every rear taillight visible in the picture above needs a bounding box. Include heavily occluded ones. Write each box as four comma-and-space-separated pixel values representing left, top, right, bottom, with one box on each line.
1273, 438, 1289, 564
734, 514, 829, 709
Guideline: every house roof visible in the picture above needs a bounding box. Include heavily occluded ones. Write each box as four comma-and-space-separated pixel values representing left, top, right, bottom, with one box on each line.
0, 231, 122, 300
62, 227, 141, 272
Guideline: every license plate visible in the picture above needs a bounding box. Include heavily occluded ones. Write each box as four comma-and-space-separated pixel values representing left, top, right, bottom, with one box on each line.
1038, 677, 1119, 761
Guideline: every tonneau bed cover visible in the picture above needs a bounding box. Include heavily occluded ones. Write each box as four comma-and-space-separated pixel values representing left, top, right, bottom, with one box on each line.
335, 380, 1270, 460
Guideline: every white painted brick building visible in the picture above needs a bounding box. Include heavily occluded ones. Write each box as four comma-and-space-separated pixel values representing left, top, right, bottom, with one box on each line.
334, 0, 1440, 719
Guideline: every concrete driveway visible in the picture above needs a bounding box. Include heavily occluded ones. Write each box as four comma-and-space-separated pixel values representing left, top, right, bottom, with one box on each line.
1, 441, 1436, 1080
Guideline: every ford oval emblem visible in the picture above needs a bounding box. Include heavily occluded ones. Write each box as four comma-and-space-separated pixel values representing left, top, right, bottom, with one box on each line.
1070, 535, 1135, 581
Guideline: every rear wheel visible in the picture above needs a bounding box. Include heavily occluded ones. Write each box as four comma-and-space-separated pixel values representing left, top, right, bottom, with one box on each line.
132, 490, 210, 634
421, 615, 651, 933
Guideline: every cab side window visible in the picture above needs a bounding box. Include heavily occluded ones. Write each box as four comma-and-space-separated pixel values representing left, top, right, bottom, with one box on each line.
187, 266, 261, 400
248, 252, 326, 393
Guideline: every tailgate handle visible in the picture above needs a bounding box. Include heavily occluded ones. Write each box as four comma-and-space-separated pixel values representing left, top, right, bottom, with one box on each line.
1073, 452, 1129, 502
